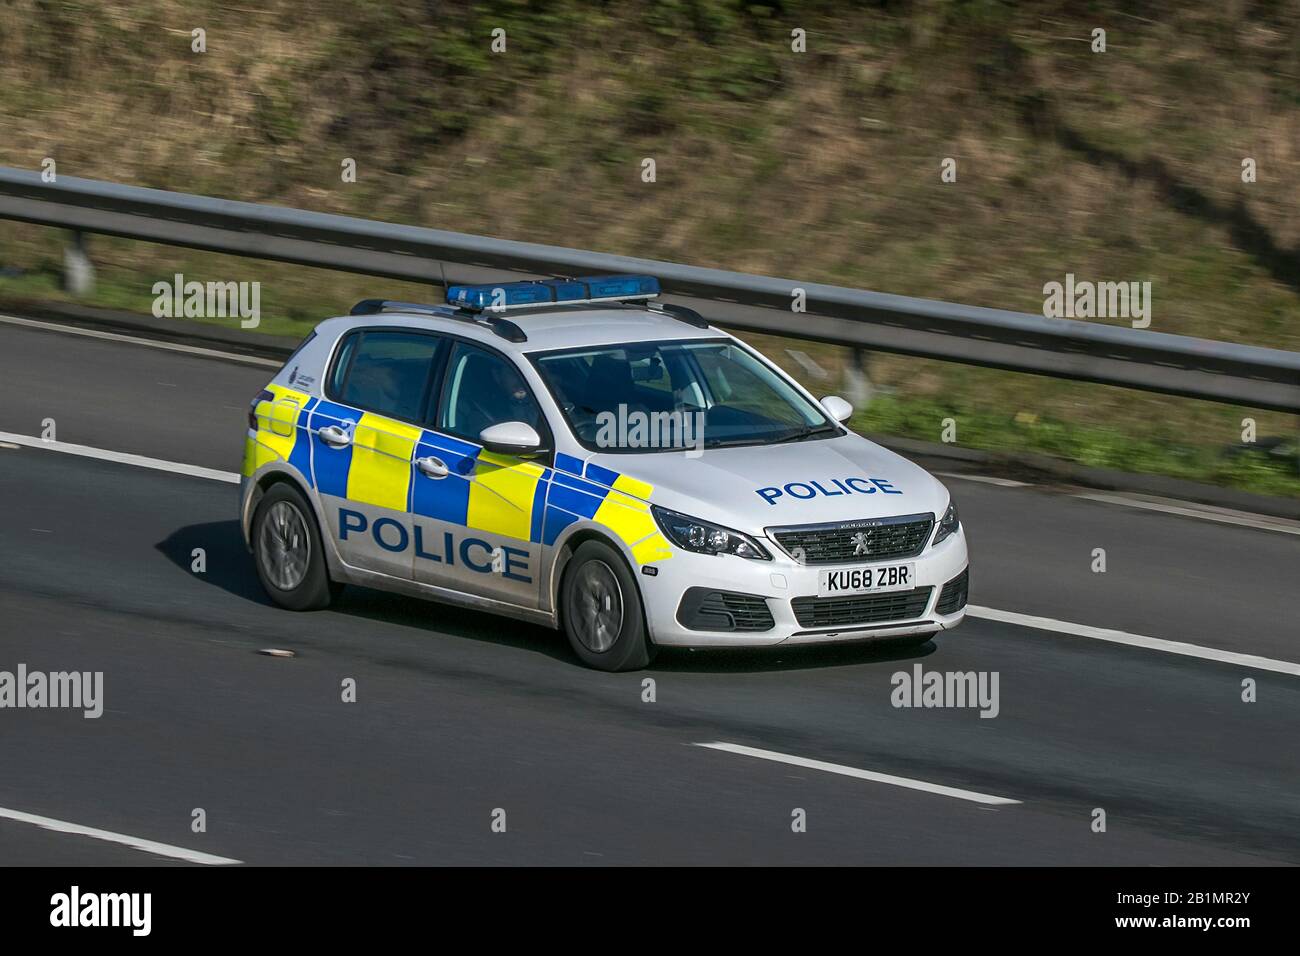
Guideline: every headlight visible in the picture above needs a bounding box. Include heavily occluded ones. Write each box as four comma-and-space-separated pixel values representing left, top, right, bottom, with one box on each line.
933, 499, 959, 546
652, 506, 771, 560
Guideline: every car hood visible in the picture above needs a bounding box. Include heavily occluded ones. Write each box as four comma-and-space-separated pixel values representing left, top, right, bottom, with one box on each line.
586, 432, 949, 535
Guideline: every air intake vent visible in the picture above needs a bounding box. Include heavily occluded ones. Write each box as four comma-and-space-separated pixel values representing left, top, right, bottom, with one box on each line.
677, 589, 775, 632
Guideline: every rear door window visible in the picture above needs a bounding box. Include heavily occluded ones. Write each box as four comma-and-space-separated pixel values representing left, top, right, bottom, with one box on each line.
331, 330, 445, 423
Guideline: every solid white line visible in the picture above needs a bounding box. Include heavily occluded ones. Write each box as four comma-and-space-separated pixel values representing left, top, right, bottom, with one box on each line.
935, 472, 1029, 488
0, 805, 242, 865
1072, 491, 1300, 536
934, 467, 1298, 537
0, 314, 280, 367
694, 742, 1021, 806
0, 431, 239, 484
8, 430, 1299, 677
968, 605, 1300, 677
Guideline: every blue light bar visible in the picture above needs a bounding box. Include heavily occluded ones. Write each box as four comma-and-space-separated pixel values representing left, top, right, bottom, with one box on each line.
575, 274, 661, 300
447, 274, 660, 312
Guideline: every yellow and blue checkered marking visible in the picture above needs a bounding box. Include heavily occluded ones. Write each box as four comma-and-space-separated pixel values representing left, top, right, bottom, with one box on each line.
307, 399, 358, 497
248, 394, 672, 563
347, 412, 422, 511
538, 456, 672, 563
242, 386, 317, 480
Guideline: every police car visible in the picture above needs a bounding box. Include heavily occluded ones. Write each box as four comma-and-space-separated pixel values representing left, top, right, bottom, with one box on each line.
240, 275, 968, 670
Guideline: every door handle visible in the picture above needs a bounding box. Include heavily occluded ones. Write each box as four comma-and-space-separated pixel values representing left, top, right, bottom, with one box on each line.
415, 456, 449, 479
318, 425, 352, 448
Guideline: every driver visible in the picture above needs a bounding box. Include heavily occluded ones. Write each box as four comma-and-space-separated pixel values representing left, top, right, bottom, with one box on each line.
491, 361, 538, 426
458, 357, 541, 439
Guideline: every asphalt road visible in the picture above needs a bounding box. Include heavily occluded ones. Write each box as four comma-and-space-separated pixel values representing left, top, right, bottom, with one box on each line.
1, 319, 1297, 865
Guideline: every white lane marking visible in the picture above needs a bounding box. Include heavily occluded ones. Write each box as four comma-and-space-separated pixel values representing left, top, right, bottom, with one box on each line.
8, 430, 1299, 677
0, 314, 280, 367
935, 472, 1029, 488
936, 471, 1298, 536
7, 311, 1294, 538
968, 606, 1300, 677
1072, 491, 1300, 536
0, 431, 239, 484
695, 742, 1021, 806
0, 805, 242, 865
6, 314, 1294, 537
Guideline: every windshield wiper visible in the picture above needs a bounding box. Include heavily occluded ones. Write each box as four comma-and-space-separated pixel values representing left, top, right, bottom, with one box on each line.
769, 424, 840, 444
704, 424, 839, 449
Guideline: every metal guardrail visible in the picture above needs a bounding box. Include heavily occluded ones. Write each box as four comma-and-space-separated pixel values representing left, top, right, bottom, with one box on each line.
1, 166, 1297, 412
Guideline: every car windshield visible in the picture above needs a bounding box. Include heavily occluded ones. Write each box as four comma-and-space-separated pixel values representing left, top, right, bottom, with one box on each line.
532, 339, 836, 453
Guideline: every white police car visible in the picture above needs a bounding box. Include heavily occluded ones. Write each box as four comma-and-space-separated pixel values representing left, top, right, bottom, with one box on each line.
240, 275, 968, 670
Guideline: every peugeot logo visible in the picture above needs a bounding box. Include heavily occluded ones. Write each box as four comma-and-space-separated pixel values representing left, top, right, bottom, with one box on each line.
851, 531, 871, 556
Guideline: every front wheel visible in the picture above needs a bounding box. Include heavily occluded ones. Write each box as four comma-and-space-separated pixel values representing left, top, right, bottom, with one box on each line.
252, 482, 337, 611
561, 540, 657, 671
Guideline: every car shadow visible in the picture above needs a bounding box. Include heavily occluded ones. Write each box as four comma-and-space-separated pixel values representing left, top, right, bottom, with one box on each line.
155, 520, 276, 608
154, 520, 574, 663
650, 636, 937, 674
156, 520, 942, 673
324, 584, 575, 664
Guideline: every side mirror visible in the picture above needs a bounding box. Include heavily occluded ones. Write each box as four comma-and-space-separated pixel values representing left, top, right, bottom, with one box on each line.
479, 421, 543, 456
820, 395, 854, 423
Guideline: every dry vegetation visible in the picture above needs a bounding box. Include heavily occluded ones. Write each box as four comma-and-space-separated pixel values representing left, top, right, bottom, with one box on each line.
1, 0, 1297, 491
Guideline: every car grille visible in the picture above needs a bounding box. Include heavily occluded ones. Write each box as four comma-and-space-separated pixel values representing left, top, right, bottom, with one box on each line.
770, 514, 935, 565
936, 568, 969, 615
791, 587, 933, 629
677, 589, 775, 632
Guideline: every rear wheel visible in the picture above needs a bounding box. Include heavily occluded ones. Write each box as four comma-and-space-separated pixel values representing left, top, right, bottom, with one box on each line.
252, 482, 337, 611
561, 540, 656, 671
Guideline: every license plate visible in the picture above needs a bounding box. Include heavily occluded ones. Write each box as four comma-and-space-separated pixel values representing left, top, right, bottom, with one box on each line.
817, 563, 916, 597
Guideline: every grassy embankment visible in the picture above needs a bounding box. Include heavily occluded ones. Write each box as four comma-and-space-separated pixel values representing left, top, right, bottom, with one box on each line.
1, 1, 1297, 493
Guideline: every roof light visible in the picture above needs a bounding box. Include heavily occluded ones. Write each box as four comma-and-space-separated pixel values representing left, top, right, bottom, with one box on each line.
574, 274, 660, 300
447, 274, 660, 312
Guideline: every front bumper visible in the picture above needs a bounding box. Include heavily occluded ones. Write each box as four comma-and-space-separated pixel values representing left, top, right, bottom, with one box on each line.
640, 525, 969, 648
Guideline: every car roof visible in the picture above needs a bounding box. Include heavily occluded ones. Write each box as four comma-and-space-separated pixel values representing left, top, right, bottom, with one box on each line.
317, 304, 728, 354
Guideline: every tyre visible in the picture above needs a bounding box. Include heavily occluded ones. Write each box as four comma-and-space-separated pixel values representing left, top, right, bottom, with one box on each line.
561, 540, 657, 671
252, 481, 337, 611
